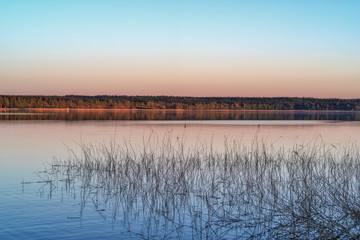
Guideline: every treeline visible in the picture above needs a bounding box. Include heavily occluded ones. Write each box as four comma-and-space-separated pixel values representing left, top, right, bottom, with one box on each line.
1, 95, 360, 111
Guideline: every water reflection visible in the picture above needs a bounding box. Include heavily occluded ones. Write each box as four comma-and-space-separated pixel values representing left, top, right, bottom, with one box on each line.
30, 137, 360, 239
1, 109, 360, 121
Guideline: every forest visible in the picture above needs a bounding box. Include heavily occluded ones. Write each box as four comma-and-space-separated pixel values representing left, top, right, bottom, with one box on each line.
0, 95, 360, 111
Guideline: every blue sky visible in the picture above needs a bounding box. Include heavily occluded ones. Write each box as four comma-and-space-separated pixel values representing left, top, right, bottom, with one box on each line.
1, 0, 359, 97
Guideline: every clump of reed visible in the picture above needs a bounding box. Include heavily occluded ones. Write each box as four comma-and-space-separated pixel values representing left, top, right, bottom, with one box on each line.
43, 135, 360, 239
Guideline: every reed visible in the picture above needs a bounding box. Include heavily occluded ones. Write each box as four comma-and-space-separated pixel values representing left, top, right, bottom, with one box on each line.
40, 136, 360, 239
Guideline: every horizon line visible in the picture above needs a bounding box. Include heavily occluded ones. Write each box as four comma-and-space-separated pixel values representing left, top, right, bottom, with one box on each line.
1, 94, 359, 100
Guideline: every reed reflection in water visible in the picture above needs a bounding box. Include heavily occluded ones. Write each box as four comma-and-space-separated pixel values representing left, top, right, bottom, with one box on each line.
2, 109, 360, 121
30, 133, 360, 239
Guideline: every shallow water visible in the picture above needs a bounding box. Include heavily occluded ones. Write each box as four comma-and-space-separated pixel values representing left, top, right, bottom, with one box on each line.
1, 111, 360, 239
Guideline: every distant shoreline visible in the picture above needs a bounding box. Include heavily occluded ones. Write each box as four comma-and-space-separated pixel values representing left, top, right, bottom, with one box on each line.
1, 96, 360, 111
1, 108, 359, 112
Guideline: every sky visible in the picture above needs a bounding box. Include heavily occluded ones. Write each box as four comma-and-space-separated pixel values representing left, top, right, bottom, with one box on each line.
0, 0, 359, 98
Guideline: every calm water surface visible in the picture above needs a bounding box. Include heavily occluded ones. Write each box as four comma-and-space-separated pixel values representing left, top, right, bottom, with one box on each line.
1, 110, 360, 239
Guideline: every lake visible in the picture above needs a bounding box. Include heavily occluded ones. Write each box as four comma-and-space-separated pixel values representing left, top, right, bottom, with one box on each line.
1, 110, 360, 239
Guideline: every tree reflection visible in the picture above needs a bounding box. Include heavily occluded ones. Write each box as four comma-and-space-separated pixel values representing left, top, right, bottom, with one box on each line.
3, 109, 360, 121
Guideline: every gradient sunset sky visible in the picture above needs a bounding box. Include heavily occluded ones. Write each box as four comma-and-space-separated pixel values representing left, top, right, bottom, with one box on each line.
1, 0, 359, 98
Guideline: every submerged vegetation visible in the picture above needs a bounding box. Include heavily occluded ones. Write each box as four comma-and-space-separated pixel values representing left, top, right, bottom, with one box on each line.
34, 135, 360, 239
2, 95, 360, 110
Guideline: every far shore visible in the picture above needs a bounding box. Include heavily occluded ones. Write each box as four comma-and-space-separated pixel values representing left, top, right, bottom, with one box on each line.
0, 107, 358, 112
